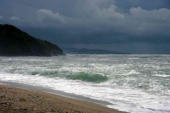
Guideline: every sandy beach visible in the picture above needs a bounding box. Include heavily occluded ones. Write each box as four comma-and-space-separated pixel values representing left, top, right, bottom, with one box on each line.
0, 84, 124, 113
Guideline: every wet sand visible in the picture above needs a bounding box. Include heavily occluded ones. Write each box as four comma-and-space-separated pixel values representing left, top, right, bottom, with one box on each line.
0, 84, 125, 113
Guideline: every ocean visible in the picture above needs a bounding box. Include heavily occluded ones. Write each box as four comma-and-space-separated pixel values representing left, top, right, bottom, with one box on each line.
0, 54, 170, 113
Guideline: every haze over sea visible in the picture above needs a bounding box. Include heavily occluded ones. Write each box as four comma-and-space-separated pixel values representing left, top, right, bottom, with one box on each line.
0, 54, 170, 113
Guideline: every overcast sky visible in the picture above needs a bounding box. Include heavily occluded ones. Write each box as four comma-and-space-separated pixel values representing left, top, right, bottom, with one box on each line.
0, 0, 170, 53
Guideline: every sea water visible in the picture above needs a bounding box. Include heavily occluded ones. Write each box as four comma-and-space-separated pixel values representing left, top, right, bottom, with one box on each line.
0, 54, 170, 113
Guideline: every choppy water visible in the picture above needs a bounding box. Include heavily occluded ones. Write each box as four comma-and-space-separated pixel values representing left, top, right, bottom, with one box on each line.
0, 54, 170, 113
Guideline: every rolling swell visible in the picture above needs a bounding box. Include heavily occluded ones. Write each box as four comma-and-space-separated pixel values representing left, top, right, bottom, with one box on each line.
30, 71, 108, 83
66, 72, 108, 83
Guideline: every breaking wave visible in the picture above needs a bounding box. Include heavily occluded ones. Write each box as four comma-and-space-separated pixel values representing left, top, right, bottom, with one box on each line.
30, 71, 108, 83
66, 72, 108, 83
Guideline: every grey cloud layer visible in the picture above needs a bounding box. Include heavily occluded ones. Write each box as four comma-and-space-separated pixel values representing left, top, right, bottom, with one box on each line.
0, 0, 170, 36
0, 0, 170, 53
37, 9, 66, 23
0, 16, 3, 20
34, 4, 170, 36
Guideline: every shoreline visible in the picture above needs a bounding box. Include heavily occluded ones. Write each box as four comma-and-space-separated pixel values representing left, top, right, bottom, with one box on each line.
0, 81, 125, 113
0, 81, 111, 106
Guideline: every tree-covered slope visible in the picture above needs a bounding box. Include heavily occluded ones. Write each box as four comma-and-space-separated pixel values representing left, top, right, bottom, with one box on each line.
0, 24, 63, 56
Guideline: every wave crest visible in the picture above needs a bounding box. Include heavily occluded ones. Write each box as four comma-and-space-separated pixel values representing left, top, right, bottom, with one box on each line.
66, 72, 108, 83
30, 71, 108, 83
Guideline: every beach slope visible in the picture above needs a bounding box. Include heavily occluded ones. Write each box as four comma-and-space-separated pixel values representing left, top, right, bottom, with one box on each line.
0, 85, 124, 113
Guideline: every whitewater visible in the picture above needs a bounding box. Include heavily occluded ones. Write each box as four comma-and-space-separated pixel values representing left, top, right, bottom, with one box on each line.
0, 54, 170, 113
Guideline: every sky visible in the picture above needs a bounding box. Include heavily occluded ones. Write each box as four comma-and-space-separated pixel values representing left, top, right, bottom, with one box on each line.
0, 0, 170, 53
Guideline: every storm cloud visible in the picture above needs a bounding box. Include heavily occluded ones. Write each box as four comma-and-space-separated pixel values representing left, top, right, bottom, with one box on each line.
0, 0, 170, 53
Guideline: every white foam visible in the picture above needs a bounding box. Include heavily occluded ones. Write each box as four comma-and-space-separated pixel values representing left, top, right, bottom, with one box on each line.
0, 55, 170, 113
153, 74, 170, 78
0, 72, 170, 113
123, 70, 140, 76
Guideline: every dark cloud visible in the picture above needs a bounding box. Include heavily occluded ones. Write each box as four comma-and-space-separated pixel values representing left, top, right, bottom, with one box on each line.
115, 0, 170, 10
0, 0, 170, 53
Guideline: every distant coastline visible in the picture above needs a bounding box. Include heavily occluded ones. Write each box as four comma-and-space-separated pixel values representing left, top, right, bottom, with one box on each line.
64, 48, 129, 54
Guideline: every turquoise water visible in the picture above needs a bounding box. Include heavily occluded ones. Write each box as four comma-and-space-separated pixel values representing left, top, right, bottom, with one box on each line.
30, 71, 108, 83
0, 54, 170, 113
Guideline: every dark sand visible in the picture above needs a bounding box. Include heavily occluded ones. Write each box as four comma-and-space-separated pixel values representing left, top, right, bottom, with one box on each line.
0, 84, 125, 113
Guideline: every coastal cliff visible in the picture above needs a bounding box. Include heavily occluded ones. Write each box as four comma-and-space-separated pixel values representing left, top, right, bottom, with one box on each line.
0, 24, 63, 56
